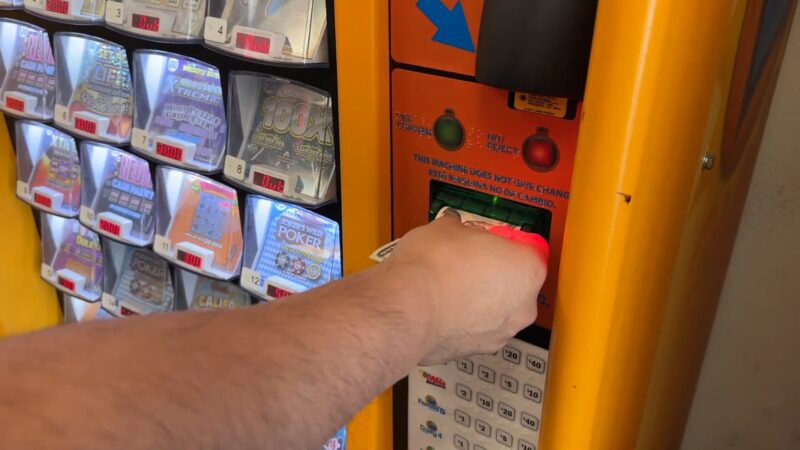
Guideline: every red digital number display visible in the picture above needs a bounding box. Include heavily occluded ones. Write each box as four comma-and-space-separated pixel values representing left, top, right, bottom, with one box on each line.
177, 249, 203, 269
74, 117, 97, 135
253, 172, 285, 193
45, 0, 69, 14
99, 218, 121, 236
235, 33, 271, 54
266, 284, 292, 299
33, 192, 52, 208
132, 13, 160, 32
58, 276, 76, 291
5, 96, 25, 112
155, 142, 183, 161
120, 306, 139, 316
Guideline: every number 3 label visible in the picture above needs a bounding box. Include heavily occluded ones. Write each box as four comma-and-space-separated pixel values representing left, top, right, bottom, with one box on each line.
105, 1, 124, 24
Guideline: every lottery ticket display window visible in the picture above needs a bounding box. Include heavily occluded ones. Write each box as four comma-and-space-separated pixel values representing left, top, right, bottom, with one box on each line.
15, 121, 81, 217
40, 213, 104, 302
0, 19, 55, 121
240, 194, 341, 300
101, 238, 175, 317
175, 268, 253, 310
131, 50, 226, 173
154, 166, 243, 280
203, 0, 327, 65
223, 71, 336, 207
104, 0, 206, 42
53, 33, 133, 145
79, 141, 156, 246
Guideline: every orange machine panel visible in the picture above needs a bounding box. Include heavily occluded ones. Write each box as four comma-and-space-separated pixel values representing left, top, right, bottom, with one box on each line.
391, 68, 580, 329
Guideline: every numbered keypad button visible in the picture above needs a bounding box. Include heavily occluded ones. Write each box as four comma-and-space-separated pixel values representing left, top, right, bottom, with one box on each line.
523, 384, 543, 403
456, 383, 472, 402
521, 412, 540, 431
500, 374, 519, 393
502, 345, 522, 364
453, 434, 469, 450
477, 365, 496, 384
475, 419, 491, 437
526, 354, 546, 373
454, 409, 471, 428
498, 402, 516, 421
519, 439, 536, 450
456, 359, 473, 374
496, 428, 514, 447
476, 392, 494, 411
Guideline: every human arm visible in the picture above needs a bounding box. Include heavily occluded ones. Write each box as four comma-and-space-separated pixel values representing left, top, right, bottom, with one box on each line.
0, 216, 547, 449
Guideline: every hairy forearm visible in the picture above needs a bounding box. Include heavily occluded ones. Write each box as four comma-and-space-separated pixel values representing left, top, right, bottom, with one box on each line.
0, 262, 430, 449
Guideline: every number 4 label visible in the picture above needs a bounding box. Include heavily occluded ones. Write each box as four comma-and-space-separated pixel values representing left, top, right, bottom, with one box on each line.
204, 17, 227, 43
105, 0, 124, 24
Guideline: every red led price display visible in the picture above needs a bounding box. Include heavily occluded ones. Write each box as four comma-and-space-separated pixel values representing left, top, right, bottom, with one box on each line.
235, 33, 271, 54
45, 0, 69, 14
58, 276, 76, 291
132, 13, 160, 32
177, 249, 203, 269
120, 306, 139, 316
99, 218, 121, 236
155, 142, 183, 161
74, 117, 97, 135
253, 172, 285, 193
33, 192, 52, 208
266, 284, 292, 299
5, 96, 25, 112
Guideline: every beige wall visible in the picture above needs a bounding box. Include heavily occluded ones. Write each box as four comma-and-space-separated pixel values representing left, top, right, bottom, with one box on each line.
680, 7, 800, 450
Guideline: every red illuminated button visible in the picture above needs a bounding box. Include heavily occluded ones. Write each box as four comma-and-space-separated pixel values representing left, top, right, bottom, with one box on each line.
5, 96, 25, 112
132, 13, 160, 32
266, 284, 293, 299
45, 0, 69, 14
33, 192, 53, 208
253, 171, 286, 193
58, 276, 76, 291
522, 127, 559, 171
75, 117, 98, 135
235, 32, 271, 54
177, 249, 203, 269
120, 306, 139, 316
98, 218, 122, 236
155, 141, 184, 161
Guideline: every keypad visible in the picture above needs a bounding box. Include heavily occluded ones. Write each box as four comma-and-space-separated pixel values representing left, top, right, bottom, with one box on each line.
407, 337, 548, 450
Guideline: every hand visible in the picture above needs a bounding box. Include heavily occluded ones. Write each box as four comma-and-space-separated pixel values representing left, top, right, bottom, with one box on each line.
384, 215, 548, 365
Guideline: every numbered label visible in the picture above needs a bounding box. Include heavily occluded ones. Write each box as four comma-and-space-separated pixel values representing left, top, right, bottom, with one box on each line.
240, 267, 264, 294
41, 264, 54, 280
105, 0, 124, 24
154, 235, 171, 255
131, 128, 149, 150
16, 181, 29, 198
79, 206, 96, 224
224, 155, 246, 181
101, 292, 117, 307
26, 0, 42, 9
54, 104, 69, 125
204, 17, 227, 43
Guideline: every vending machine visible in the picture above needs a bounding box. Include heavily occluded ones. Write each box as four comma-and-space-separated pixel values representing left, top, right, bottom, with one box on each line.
0, 0, 797, 449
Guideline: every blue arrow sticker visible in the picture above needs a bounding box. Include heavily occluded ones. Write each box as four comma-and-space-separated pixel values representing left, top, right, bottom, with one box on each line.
417, 0, 475, 52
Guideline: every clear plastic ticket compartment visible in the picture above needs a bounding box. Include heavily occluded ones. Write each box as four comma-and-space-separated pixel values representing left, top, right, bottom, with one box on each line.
203, 0, 328, 65
131, 50, 226, 173
15, 121, 81, 217
154, 166, 243, 280
105, 0, 205, 42
0, 19, 55, 120
321, 427, 346, 450
241, 194, 341, 300
53, 33, 133, 144
101, 239, 175, 317
63, 294, 115, 322
24, 0, 105, 24
223, 72, 336, 207
175, 268, 252, 309
40, 213, 104, 302
79, 142, 155, 246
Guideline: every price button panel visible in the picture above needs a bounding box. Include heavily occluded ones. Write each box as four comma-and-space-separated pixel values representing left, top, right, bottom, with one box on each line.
408, 337, 548, 450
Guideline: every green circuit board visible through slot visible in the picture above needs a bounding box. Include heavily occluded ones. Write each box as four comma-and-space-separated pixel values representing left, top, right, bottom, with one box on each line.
429, 181, 552, 240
